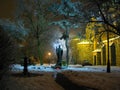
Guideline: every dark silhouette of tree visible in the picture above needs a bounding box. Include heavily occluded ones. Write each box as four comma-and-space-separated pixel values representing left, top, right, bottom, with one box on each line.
16, 0, 53, 65
0, 26, 18, 80
79, 0, 120, 36
79, 0, 120, 73
23, 56, 29, 75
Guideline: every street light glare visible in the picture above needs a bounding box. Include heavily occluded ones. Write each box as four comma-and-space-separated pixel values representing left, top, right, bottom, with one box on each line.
48, 52, 51, 56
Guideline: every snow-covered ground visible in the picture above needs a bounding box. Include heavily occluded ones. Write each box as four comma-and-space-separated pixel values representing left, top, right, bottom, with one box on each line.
11, 64, 120, 73
2, 64, 119, 90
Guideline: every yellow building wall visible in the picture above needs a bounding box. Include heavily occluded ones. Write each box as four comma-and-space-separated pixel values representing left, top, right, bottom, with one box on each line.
70, 38, 80, 64
102, 37, 120, 66
113, 38, 120, 66
77, 42, 93, 64
70, 37, 120, 66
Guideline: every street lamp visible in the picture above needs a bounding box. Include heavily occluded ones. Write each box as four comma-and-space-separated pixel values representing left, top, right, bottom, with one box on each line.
48, 52, 51, 65
48, 52, 51, 56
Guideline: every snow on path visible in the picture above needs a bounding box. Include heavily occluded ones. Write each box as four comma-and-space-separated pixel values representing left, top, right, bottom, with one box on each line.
9, 64, 120, 90
11, 64, 120, 73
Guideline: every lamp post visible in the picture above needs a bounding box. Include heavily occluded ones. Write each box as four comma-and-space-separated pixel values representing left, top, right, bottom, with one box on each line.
48, 52, 51, 65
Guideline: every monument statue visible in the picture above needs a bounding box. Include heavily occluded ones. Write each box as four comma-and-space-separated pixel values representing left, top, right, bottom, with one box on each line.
55, 45, 63, 68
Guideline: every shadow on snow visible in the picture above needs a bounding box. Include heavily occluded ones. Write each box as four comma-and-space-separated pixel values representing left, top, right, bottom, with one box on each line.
55, 73, 97, 90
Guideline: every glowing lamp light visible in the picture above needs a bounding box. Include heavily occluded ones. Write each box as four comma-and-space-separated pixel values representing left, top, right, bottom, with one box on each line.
77, 41, 92, 44
48, 52, 51, 56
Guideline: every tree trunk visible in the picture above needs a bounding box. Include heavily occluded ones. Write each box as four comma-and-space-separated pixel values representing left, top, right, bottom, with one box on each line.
65, 27, 69, 67
37, 38, 43, 65
106, 30, 111, 73
23, 56, 28, 75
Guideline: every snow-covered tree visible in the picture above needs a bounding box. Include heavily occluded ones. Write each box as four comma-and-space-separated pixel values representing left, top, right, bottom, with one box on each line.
0, 19, 28, 41
16, 0, 53, 65
49, 0, 84, 66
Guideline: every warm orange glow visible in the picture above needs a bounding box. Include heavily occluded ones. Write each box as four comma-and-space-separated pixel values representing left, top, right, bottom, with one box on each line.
48, 52, 51, 56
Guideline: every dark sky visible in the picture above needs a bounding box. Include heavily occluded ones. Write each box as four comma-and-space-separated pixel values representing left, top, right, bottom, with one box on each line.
0, 0, 79, 19
0, 0, 16, 19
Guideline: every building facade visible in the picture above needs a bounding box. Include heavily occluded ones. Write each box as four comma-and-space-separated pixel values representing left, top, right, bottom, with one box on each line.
70, 36, 120, 66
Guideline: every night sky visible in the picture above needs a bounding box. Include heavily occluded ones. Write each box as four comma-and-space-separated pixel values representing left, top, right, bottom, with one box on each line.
0, 0, 77, 19
0, 0, 16, 19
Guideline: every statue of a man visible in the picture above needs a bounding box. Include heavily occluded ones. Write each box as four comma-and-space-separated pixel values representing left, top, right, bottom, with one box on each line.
56, 45, 63, 66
